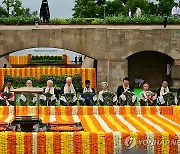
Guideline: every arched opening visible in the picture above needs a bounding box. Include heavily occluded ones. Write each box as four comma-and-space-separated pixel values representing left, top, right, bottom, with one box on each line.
1, 47, 97, 69
127, 51, 174, 89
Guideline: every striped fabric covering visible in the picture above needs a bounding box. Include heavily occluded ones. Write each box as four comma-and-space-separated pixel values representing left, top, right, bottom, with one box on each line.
0, 106, 179, 153
0, 106, 179, 133
0, 68, 97, 90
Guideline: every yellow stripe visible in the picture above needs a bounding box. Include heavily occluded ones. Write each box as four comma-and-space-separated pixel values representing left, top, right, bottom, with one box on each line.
46, 132, 54, 154
61, 132, 72, 154
82, 132, 90, 154
125, 106, 131, 115
61, 115, 69, 121
161, 132, 169, 154
105, 115, 128, 132
83, 115, 98, 132
82, 69, 86, 89
126, 115, 152, 132
16, 132, 25, 154
98, 132, 105, 154
148, 114, 180, 133
83, 106, 88, 115
104, 106, 109, 115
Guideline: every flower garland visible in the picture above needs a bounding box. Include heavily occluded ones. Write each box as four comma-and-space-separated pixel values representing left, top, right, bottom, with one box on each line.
32, 132, 38, 154
82, 132, 90, 154
73, 132, 82, 154
46, 132, 54, 154
53, 132, 61, 153
16, 132, 25, 154
24, 133, 32, 154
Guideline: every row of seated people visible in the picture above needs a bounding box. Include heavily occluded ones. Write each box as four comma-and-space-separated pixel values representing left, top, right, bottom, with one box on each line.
0, 77, 179, 106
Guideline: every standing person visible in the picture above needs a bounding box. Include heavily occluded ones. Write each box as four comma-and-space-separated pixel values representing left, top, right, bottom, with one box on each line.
139, 83, 156, 106
157, 80, 172, 97
40, 0, 50, 23
135, 5, 142, 17
171, 3, 180, 18
128, 8, 132, 17
60, 77, 76, 95
157, 3, 164, 16
75, 56, 77, 64
117, 77, 134, 99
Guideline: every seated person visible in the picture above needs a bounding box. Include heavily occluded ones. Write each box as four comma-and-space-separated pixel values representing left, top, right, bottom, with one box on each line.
44, 80, 59, 100
79, 80, 96, 106
0, 80, 14, 106
26, 80, 33, 88
60, 77, 76, 95
98, 82, 117, 105
157, 80, 172, 97
82, 80, 95, 94
139, 83, 156, 106
117, 77, 134, 99
1, 80, 14, 93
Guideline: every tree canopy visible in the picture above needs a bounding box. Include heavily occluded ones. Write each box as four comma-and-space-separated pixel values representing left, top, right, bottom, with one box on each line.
73, 0, 176, 18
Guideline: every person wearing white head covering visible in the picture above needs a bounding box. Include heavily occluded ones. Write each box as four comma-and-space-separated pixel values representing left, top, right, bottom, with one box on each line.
171, 3, 180, 17
26, 80, 33, 88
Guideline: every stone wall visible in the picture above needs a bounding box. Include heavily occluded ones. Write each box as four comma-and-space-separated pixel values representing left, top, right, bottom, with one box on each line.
0, 26, 180, 91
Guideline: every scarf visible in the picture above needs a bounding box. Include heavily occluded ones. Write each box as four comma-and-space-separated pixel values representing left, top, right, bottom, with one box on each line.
160, 86, 169, 96
45, 87, 54, 94
3, 86, 14, 93
123, 85, 130, 92
64, 84, 76, 94
83, 87, 93, 93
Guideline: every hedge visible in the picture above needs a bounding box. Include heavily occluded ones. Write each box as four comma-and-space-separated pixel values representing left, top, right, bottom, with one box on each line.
29, 55, 65, 65
0, 15, 180, 25
4, 74, 82, 92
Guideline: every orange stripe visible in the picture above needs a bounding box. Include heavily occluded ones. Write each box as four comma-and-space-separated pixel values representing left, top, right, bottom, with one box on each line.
73, 132, 82, 154
90, 133, 98, 154
78, 115, 92, 132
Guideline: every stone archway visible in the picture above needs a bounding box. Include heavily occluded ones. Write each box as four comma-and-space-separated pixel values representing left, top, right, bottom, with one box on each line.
127, 51, 174, 89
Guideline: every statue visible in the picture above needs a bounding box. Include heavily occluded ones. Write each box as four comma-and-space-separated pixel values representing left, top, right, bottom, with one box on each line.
40, 0, 50, 23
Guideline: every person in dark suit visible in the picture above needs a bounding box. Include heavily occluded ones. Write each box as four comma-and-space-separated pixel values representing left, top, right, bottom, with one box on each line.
82, 80, 95, 94
117, 77, 134, 99
1, 80, 14, 93
157, 80, 172, 97
60, 77, 77, 95
44, 80, 59, 100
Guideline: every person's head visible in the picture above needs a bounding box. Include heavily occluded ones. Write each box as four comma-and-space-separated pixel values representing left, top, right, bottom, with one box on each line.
123, 77, 130, 87
101, 82, 108, 91
47, 80, 53, 88
66, 77, 72, 86
85, 80, 91, 88
26, 80, 32, 88
136, 5, 139, 8
162, 80, 168, 88
143, 83, 149, 91
175, 3, 178, 7
6, 80, 12, 88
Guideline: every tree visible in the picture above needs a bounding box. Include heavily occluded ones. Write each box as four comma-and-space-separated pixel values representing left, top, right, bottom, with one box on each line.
158, 0, 175, 15
124, 0, 149, 15
2, 0, 37, 16
105, 0, 124, 16
73, 0, 98, 18
0, 6, 8, 17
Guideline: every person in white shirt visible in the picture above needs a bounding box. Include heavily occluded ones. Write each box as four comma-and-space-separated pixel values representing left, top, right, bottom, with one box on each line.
135, 5, 142, 17
171, 3, 180, 17
128, 8, 132, 17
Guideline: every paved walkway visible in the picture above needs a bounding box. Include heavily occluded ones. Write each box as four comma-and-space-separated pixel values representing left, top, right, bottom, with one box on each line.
0, 25, 180, 30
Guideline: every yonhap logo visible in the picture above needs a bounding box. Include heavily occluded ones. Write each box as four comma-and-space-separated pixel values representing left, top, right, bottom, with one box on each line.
124, 136, 136, 149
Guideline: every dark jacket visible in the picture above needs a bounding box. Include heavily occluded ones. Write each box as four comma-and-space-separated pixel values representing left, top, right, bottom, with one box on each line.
43, 88, 59, 100
117, 85, 134, 99
157, 87, 172, 97
177, 88, 180, 98
60, 84, 77, 95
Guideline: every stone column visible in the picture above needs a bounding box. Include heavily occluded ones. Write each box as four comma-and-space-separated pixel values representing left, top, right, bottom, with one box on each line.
97, 59, 128, 93
108, 59, 128, 92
